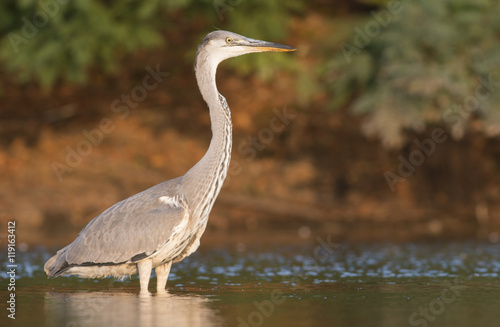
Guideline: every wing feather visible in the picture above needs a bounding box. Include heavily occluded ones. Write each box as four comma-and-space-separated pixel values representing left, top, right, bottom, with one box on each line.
64, 179, 187, 265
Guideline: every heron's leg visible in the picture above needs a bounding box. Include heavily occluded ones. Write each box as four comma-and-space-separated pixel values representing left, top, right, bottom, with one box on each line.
137, 259, 152, 293
155, 261, 172, 292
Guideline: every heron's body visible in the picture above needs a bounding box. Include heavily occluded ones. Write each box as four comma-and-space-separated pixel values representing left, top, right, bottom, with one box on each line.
44, 31, 295, 293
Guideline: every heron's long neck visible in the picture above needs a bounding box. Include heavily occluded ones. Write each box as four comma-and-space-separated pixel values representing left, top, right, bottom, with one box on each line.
181, 54, 232, 220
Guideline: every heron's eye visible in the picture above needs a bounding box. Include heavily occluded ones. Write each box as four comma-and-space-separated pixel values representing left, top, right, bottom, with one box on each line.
225, 37, 233, 44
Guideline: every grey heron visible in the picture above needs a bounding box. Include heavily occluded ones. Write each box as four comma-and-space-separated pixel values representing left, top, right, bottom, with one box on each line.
44, 31, 295, 293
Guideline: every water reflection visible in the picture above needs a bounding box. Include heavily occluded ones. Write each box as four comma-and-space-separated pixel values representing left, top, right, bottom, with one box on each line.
4, 242, 500, 327
44, 291, 222, 327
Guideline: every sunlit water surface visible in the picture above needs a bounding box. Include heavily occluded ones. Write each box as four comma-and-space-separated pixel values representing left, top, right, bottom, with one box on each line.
1, 242, 499, 327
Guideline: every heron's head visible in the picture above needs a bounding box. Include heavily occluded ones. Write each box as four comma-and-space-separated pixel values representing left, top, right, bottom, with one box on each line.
197, 31, 296, 65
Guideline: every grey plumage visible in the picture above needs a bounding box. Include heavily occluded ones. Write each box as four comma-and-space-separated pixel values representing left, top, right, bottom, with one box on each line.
46, 179, 185, 276
44, 31, 295, 293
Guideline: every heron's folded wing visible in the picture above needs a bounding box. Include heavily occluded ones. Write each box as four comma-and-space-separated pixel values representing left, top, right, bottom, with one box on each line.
64, 193, 188, 265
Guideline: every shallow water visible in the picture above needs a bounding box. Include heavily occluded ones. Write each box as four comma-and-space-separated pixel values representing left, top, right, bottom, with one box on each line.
1, 241, 500, 327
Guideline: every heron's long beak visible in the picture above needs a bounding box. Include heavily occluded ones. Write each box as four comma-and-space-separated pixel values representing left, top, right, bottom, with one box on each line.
238, 38, 296, 52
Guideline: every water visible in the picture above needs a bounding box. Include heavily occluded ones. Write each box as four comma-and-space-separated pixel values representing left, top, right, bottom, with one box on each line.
1, 241, 500, 327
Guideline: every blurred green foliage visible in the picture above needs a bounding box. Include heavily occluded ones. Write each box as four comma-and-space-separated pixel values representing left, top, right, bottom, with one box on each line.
5, 0, 500, 149
0, 0, 179, 88
327, 0, 500, 148
0, 0, 300, 90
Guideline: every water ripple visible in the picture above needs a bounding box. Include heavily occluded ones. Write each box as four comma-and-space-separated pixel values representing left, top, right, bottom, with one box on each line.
2, 242, 499, 284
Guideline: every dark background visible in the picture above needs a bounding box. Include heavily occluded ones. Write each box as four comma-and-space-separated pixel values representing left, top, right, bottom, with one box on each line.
1, 0, 500, 246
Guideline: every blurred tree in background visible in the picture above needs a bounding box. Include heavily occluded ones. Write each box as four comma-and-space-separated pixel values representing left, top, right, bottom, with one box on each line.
3, 0, 500, 239
326, 0, 500, 148
0, 0, 179, 88
2, 0, 500, 148
0, 0, 301, 90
